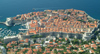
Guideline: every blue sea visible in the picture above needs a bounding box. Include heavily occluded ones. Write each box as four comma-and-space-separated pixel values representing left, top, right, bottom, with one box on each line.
0, 0, 100, 36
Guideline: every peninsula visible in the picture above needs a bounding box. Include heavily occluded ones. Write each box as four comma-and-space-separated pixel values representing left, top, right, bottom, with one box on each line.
1, 9, 100, 54
5, 9, 99, 40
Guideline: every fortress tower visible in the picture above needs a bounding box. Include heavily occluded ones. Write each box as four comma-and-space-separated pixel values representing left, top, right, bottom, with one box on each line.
5, 18, 13, 26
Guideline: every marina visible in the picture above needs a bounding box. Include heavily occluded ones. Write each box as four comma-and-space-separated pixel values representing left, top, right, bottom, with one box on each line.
0, 21, 27, 37
0, 28, 16, 37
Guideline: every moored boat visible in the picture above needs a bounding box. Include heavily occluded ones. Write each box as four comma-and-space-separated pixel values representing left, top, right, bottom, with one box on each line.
0, 28, 2, 31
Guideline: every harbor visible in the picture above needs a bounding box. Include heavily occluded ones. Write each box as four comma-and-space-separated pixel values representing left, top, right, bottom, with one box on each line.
0, 17, 28, 37
0, 24, 27, 37
0, 28, 16, 37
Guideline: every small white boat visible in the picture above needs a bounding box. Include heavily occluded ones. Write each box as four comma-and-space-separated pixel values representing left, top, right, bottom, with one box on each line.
0, 28, 2, 31
33, 8, 36, 10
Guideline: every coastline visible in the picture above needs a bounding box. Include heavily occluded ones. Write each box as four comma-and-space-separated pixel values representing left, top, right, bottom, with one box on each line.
0, 9, 98, 40
0, 9, 99, 40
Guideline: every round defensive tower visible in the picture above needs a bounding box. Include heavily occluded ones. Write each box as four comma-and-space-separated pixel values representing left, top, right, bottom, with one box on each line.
5, 18, 13, 26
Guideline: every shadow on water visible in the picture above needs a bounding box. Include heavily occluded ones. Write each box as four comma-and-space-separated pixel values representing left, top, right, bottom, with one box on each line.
6, 23, 15, 29
6, 26, 13, 29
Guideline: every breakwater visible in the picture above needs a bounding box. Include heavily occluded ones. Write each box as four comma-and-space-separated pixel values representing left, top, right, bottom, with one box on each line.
0, 22, 5, 24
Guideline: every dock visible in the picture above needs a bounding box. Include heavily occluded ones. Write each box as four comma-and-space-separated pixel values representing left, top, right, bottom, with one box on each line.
0, 22, 5, 24
19, 29, 28, 31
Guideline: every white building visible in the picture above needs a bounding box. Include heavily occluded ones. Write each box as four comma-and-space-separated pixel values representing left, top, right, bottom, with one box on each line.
0, 46, 6, 54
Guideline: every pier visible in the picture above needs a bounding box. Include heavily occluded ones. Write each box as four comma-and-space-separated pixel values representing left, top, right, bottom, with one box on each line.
19, 29, 28, 31
0, 28, 16, 37
0, 22, 5, 24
